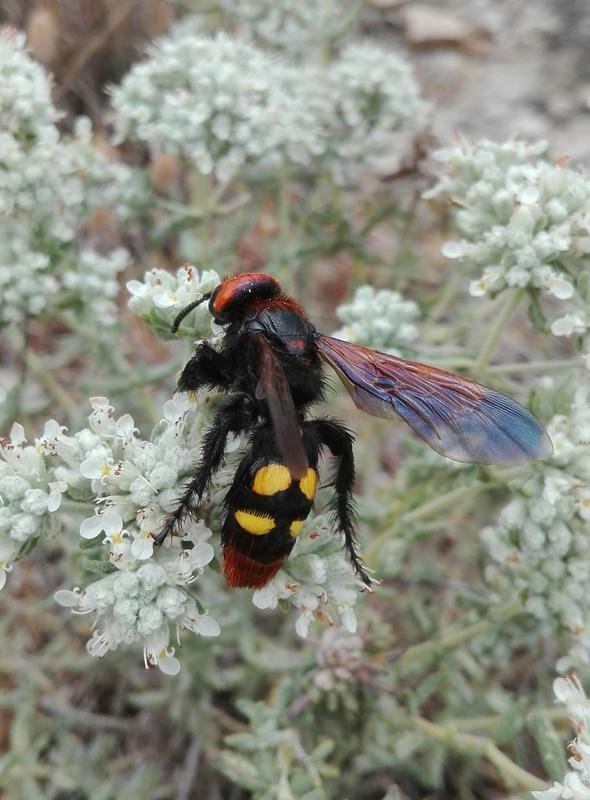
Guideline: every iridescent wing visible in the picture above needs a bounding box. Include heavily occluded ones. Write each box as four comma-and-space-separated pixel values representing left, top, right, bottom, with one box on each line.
254, 335, 309, 479
317, 335, 553, 465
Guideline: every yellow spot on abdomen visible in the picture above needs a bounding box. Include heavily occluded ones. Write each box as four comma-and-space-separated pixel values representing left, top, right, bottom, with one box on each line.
299, 468, 318, 501
289, 519, 305, 538
252, 464, 292, 496
235, 509, 275, 536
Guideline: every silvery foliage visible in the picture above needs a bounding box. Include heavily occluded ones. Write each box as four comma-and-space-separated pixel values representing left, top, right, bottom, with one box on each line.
482, 382, 590, 671
333, 284, 420, 353
110, 27, 425, 184
532, 675, 590, 799
0, 29, 145, 328
429, 139, 590, 366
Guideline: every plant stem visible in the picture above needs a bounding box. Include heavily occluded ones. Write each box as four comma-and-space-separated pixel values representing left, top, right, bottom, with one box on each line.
475, 290, 525, 371
444, 706, 567, 732
430, 356, 582, 375
394, 598, 525, 674
488, 358, 582, 374
187, 171, 219, 267
365, 481, 487, 567
325, 0, 365, 41
277, 164, 292, 289
25, 350, 80, 424
106, 361, 180, 392
404, 481, 487, 525
411, 716, 546, 791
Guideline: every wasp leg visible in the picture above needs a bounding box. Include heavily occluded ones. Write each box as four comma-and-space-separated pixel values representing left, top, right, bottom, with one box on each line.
311, 419, 371, 587
178, 342, 231, 393
154, 395, 252, 546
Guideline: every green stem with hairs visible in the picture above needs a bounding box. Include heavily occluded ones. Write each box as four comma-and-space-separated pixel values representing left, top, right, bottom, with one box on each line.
475, 290, 525, 371
277, 164, 292, 289
393, 598, 525, 675
25, 350, 80, 424
410, 715, 546, 792
365, 481, 487, 567
488, 357, 582, 374
325, 0, 365, 42
444, 706, 567, 733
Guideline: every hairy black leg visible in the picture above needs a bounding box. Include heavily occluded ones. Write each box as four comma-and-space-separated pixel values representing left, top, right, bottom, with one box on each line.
177, 342, 231, 393
311, 419, 371, 586
154, 395, 252, 545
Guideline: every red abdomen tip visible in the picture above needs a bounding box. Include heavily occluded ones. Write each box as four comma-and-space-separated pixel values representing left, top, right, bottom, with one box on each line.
223, 546, 284, 588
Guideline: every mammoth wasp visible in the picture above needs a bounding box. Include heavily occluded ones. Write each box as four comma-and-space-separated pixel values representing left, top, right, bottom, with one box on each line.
155, 273, 552, 588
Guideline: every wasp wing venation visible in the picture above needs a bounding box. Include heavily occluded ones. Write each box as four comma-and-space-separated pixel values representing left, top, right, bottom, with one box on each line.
318, 335, 553, 465
253, 334, 309, 479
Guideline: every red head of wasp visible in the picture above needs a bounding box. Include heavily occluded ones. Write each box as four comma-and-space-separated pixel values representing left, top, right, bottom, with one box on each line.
155, 272, 553, 589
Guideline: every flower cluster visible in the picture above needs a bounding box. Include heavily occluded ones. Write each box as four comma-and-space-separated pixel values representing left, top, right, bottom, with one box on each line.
0, 394, 203, 580
0, 422, 65, 589
550, 272, 590, 370
319, 42, 428, 181
110, 28, 425, 185
55, 530, 220, 676
431, 140, 590, 362
0, 30, 145, 328
2, 386, 365, 669
533, 675, 590, 799
0, 25, 55, 137
111, 29, 324, 182
126, 263, 221, 339
333, 284, 420, 352
482, 382, 590, 670
0, 393, 220, 673
252, 513, 365, 638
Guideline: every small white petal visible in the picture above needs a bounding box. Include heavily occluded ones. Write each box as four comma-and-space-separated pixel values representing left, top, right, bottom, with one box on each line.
441, 241, 465, 259
131, 534, 154, 560
54, 588, 81, 607
193, 614, 221, 637
158, 654, 181, 675
295, 611, 312, 638
10, 422, 26, 445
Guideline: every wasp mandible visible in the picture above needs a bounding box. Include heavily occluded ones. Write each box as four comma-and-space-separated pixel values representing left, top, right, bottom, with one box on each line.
155, 273, 552, 589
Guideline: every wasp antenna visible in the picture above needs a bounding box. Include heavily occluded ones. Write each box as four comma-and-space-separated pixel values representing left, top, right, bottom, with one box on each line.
171, 294, 211, 334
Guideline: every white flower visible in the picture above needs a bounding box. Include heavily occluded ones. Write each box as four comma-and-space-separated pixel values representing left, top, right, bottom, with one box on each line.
130, 527, 155, 560
80, 510, 124, 541
0, 539, 16, 591
127, 264, 221, 338
533, 674, 590, 799
252, 514, 365, 638
143, 627, 181, 675
80, 454, 120, 484
551, 311, 588, 337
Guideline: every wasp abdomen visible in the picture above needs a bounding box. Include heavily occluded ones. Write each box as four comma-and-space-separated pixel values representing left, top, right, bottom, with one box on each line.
222, 459, 318, 588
